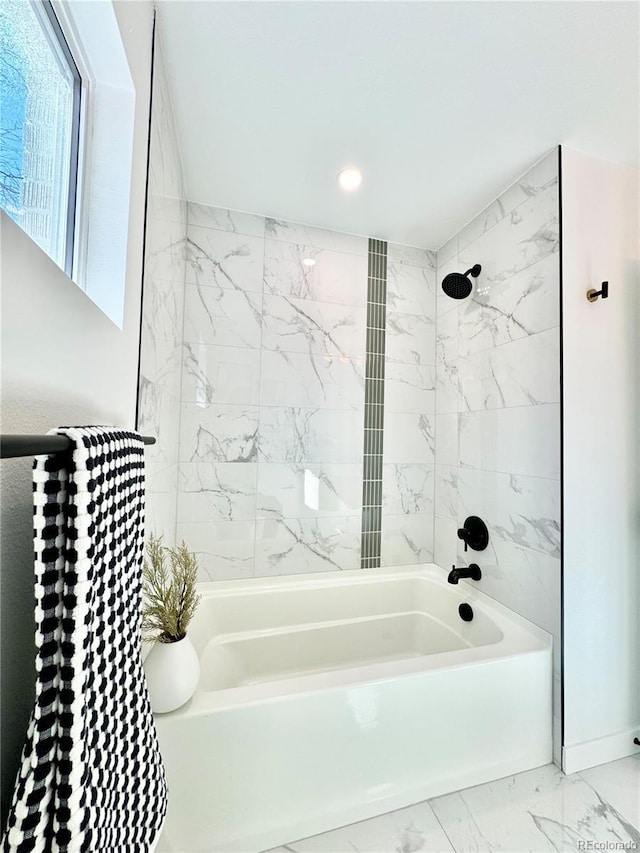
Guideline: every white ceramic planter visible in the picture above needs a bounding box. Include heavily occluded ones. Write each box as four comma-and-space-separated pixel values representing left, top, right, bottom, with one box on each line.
144, 634, 200, 714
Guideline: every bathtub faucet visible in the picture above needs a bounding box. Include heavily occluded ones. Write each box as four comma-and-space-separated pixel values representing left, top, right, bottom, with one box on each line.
448, 564, 482, 584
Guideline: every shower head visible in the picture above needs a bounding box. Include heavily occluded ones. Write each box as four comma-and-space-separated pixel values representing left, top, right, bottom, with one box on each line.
441, 264, 482, 299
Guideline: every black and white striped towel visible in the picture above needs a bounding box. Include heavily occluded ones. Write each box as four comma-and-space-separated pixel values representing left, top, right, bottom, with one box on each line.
2, 427, 167, 853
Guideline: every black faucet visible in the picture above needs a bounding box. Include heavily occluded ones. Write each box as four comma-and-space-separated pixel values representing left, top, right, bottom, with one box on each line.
448, 563, 482, 584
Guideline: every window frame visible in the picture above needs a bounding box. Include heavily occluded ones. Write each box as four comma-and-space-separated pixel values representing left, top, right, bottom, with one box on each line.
35, 0, 83, 277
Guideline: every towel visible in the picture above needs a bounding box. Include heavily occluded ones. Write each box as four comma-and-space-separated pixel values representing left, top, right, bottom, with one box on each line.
2, 427, 167, 852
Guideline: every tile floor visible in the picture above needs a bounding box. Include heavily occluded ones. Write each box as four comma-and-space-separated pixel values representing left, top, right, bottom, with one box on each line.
264, 754, 640, 853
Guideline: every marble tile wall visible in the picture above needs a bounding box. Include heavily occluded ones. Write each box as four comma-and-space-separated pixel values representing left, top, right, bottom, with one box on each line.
137, 41, 187, 546
175, 205, 438, 580
433, 149, 562, 756
177, 209, 369, 579
382, 244, 437, 566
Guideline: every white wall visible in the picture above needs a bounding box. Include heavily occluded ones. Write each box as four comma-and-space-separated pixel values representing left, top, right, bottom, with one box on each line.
0, 0, 153, 824
561, 148, 640, 772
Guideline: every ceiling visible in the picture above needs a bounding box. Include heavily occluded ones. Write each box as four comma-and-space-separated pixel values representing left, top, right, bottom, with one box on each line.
157, 1, 639, 249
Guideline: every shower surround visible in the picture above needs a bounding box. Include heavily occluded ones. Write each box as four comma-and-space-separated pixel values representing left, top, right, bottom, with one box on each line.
434, 149, 561, 753
175, 212, 437, 578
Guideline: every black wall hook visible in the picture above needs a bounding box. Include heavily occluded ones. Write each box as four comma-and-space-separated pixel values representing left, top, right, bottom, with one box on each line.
586, 281, 609, 303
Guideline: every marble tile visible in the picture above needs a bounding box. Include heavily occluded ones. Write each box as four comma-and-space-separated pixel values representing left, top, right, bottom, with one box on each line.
384, 413, 435, 465
457, 150, 558, 253
175, 520, 255, 581
436, 255, 461, 318
260, 350, 364, 410
183, 284, 262, 348
187, 203, 265, 237
435, 413, 459, 466
258, 407, 363, 464
386, 312, 436, 366
264, 238, 368, 307
381, 513, 434, 566
458, 182, 559, 295
263, 800, 453, 853
137, 378, 180, 467
254, 516, 361, 575
436, 304, 458, 366
181, 343, 261, 406
261, 294, 366, 357
456, 533, 561, 638
177, 462, 257, 523
384, 412, 436, 465
430, 762, 640, 852
146, 194, 186, 226
387, 243, 436, 269
434, 514, 458, 570
435, 360, 460, 415
386, 262, 437, 318
264, 218, 368, 256
144, 462, 178, 545
384, 362, 436, 415
383, 463, 434, 516
458, 327, 560, 411
457, 467, 561, 558
459, 403, 560, 479
179, 402, 259, 463
139, 335, 182, 400
144, 217, 186, 282
458, 253, 560, 357
256, 463, 361, 520
434, 464, 458, 520
142, 275, 184, 344
185, 226, 264, 293
580, 755, 640, 829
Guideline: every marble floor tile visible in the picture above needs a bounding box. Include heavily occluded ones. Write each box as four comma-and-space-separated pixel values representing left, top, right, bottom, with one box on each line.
579, 755, 640, 830
262, 757, 640, 853
430, 763, 640, 852
263, 800, 454, 853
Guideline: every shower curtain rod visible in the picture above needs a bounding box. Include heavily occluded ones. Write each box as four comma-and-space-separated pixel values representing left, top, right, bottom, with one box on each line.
0, 433, 156, 460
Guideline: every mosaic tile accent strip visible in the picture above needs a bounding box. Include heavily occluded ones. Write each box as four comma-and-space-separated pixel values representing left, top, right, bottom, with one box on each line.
361, 238, 387, 568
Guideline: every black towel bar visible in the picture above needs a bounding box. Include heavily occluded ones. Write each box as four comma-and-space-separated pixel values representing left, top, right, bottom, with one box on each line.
0, 433, 156, 459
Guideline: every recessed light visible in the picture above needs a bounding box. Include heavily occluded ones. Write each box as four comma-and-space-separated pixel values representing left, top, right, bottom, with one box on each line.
302, 258, 316, 267
337, 167, 363, 192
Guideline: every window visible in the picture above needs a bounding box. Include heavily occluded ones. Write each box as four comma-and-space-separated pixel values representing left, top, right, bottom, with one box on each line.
0, 0, 81, 274
1, 0, 135, 328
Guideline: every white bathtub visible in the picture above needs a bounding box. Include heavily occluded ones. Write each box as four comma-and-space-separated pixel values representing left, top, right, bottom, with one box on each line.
154, 563, 552, 853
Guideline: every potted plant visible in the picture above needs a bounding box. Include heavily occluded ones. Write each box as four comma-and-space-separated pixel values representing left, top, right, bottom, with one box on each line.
142, 535, 202, 713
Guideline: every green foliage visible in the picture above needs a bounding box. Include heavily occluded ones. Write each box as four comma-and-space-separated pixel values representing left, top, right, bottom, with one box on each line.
142, 535, 201, 643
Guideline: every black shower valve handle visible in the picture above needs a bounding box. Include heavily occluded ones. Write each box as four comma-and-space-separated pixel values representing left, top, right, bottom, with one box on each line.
457, 528, 469, 551
456, 516, 489, 553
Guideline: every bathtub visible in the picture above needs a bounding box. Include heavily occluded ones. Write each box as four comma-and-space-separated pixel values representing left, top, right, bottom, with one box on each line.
153, 563, 552, 853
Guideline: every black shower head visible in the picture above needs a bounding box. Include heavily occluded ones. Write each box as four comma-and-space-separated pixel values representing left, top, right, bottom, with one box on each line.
441, 264, 482, 299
